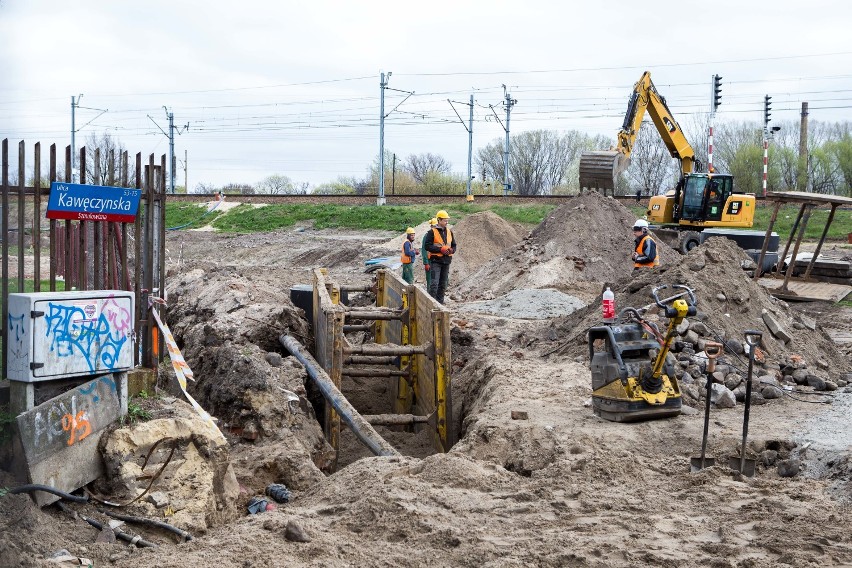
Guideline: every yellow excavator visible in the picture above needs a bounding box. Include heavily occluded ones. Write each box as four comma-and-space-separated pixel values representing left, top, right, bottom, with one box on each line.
578, 71, 756, 253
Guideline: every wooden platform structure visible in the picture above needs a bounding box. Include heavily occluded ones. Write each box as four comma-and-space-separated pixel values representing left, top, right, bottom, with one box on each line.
754, 191, 852, 302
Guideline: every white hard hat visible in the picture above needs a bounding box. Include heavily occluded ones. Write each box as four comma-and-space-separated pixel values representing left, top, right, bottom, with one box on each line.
633, 219, 649, 230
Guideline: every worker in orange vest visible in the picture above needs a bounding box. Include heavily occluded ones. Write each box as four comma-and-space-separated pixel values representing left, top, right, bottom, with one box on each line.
632, 219, 659, 271
401, 227, 419, 284
424, 210, 457, 303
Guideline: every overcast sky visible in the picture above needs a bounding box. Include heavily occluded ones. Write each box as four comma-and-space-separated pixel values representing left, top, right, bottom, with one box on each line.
2, 0, 850, 190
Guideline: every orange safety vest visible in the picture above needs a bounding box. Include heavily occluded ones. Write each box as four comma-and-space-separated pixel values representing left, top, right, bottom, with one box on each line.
427, 227, 454, 260
634, 235, 659, 268
401, 241, 414, 264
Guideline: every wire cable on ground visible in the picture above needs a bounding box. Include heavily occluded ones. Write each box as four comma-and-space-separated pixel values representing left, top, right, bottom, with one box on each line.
55, 501, 157, 548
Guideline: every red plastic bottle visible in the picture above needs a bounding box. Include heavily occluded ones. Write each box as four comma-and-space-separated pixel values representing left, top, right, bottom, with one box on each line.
602, 287, 615, 322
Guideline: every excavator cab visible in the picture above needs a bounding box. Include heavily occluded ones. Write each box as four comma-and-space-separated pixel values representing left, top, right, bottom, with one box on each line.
679, 174, 734, 222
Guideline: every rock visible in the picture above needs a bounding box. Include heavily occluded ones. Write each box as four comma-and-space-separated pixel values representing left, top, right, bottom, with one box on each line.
733, 385, 746, 402
806, 375, 826, 391
687, 256, 706, 271
265, 352, 283, 367
757, 374, 779, 388
711, 383, 736, 408
683, 330, 699, 345
762, 386, 784, 400
741, 259, 757, 271
688, 366, 703, 379
676, 319, 690, 335
823, 380, 838, 391
816, 359, 829, 370
716, 293, 727, 301
777, 459, 800, 478
711, 371, 726, 384
511, 410, 529, 420
761, 309, 792, 343
285, 520, 312, 543
689, 322, 710, 336
147, 492, 170, 509
682, 384, 700, 401
725, 339, 744, 355
95, 527, 116, 544
680, 405, 699, 416
724, 376, 742, 391
760, 449, 778, 467
838, 380, 848, 388
838, 373, 852, 383
799, 315, 817, 331
792, 322, 806, 330
792, 369, 808, 385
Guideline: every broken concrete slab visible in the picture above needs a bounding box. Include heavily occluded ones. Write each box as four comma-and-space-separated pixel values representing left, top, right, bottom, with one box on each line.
14, 373, 126, 506
762, 310, 792, 343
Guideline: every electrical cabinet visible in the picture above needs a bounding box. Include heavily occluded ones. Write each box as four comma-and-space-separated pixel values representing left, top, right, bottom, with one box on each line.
6, 291, 135, 382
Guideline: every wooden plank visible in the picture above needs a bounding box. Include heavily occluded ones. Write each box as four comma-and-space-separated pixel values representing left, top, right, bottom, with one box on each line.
759, 278, 852, 302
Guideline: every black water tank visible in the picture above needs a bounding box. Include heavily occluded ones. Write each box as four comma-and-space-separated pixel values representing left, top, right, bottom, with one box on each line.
699, 229, 779, 252
289, 284, 350, 327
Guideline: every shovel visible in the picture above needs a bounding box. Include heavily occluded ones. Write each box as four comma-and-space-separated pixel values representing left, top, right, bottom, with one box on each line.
729, 330, 762, 477
691, 341, 723, 472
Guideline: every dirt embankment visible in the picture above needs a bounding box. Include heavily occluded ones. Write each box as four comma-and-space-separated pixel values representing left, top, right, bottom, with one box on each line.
458, 193, 680, 303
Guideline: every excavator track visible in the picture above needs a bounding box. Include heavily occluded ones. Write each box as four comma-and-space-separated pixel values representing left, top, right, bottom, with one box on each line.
578, 151, 627, 191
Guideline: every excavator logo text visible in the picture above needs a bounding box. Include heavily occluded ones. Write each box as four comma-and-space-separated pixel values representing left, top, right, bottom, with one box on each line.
663, 117, 677, 133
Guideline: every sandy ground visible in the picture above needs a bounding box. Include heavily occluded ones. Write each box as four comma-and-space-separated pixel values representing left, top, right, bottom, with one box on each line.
3, 202, 852, 567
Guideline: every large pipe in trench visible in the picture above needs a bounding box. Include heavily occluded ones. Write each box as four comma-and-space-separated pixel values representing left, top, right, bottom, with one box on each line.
279, 335, 400, 458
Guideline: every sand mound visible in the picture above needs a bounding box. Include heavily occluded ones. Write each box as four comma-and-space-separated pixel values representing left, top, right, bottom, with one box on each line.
381, 211, 524, 282
458, 193, 679, 302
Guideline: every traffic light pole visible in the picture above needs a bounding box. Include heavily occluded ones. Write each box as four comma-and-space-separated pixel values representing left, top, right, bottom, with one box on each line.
709, 74, 722, 173
762, 94, 772, 198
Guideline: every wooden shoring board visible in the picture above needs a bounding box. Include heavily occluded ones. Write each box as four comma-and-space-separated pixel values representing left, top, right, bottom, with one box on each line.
758, 278, 852, 302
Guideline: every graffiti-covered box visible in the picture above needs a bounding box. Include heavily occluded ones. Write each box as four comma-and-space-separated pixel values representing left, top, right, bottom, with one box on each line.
7, 291, 135, 382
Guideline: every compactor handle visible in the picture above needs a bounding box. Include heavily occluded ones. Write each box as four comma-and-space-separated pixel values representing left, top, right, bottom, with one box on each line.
652, 284, 697, 318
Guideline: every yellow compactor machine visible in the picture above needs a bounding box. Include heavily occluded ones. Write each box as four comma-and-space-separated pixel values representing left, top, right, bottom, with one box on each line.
589, 285, 696, 422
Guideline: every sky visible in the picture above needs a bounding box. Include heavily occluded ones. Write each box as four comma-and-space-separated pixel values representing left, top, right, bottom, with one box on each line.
1, 0, 850, 191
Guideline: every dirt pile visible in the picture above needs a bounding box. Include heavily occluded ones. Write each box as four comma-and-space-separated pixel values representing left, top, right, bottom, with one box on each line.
458, 192, 679, 302
381, 211, 524, 283
165, 267, 334, 490
554, 237, 848, 408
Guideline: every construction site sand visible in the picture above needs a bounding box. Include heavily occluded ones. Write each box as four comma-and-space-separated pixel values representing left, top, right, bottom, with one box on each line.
3, 210, 852, 567
457, 193, 681, 303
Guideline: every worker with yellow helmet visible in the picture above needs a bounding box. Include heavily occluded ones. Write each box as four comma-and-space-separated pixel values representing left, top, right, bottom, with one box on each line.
424, 210, 458, 303
421, 217, 437, 289
400, 227, 419, 284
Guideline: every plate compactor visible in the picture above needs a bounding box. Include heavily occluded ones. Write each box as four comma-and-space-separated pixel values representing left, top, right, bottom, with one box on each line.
589, 285, 697, 422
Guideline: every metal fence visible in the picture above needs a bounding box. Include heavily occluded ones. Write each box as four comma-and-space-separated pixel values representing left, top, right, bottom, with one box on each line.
1, 139, 166, 380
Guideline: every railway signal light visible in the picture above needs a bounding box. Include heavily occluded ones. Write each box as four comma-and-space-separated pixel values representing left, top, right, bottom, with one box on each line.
712, 75, 722, 111
764, 94, 772, 126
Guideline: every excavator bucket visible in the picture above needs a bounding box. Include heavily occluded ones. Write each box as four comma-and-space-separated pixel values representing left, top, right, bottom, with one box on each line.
578, 151, 629, 191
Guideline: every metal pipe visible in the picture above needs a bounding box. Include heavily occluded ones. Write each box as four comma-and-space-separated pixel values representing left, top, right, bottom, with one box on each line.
343, 324, 372, 333
345, 343, 430, 357
345, 355, 398, 366
345, 308, 405, 321
339, 284, 374, 293
280, 335, 400, 457
364, 413, 429, 426
343, 368, 409, 378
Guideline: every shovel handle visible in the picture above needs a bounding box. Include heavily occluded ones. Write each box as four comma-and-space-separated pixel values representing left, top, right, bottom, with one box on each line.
744, 330, 762, 348
704, 341, 722, 374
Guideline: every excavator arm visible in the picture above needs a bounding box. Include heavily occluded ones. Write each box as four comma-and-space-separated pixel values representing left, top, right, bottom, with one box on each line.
579, 71, 697, 191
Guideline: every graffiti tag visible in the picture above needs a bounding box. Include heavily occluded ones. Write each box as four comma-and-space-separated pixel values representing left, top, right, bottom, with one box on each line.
61, 411, 92, 445
44, 302, 128, 373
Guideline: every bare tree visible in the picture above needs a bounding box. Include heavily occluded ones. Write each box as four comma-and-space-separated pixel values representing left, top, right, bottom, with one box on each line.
624, 121, 678, 195
84, 131, 136, 186
256, 174, 307, 194
403, 153, 452, 184
476, 129, 611, 195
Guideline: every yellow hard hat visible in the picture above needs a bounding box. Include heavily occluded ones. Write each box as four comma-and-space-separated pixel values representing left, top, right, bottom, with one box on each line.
436, 210, 450, 220
429, 218, 437, 226
405, 227, 415, 235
